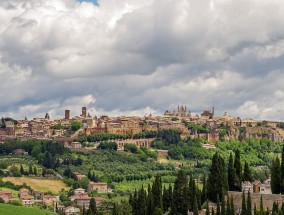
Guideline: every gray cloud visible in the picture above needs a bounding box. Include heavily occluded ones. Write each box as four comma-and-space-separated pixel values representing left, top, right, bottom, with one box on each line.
1, 0, 284, 120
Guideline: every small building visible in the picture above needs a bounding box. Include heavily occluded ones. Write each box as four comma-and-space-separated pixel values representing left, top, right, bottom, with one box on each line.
71, 142, 82, 149
0, 190, 12, 199
21, 195, 35, 205
64, 206, 80, 215
74, 188, 85, 195
88, 182, 108, 193
74, 195, 91, 208
19, 188, 30, 198
253, 179, 271, 194
13, 149, 28, 155
32, 190, 44, 199
74, 172, 87, 181
242, 181, 253, 193
0, 190, 12, 203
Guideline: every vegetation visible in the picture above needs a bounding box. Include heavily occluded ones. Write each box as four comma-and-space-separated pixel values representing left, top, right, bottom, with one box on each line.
2, 177, 70, 194
0, 204, 55, 215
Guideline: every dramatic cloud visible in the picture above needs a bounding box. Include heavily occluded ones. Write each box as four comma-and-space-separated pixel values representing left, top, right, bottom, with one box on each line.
1, 0, 284, 120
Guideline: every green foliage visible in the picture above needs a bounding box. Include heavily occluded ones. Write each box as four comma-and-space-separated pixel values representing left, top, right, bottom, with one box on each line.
271, 156, 281, 194
51, 124, 70, 130
71, 121, 82, 131
183, 122, 209, 134
170, 170, 188, 215
0, 203, 56, 215
98, 142, 118, 150
216, 138, 282, 166
207, 152, 228, 202
124, 144, 138, 153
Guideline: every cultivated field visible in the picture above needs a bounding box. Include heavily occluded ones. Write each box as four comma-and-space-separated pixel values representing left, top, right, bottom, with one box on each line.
0, 204, 55, 215
2, 177, 70, 194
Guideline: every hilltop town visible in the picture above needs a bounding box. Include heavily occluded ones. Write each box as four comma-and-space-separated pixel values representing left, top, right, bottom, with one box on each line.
1, 105, 284, 215
1, 105, 284, 146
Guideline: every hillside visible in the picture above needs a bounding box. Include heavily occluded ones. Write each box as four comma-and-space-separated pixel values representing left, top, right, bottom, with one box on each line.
0, 204, 55, 215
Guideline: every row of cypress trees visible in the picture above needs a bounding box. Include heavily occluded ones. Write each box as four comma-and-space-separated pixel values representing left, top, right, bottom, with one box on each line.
271, 146, 284, 194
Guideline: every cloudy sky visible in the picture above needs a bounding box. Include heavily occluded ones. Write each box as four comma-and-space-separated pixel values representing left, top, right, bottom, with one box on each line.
1, 0, 284, 120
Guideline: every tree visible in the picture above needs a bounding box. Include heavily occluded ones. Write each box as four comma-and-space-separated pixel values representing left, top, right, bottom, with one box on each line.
216, 196, 221, 215
88, 198, 98, 215
226, 197, 231, 215
241, 192, 246, 215
230, 196, 235, 215
20, 165, 24, 175
271, 157, 281, 194
193, 194, 199, 215
71, 121, 82, 131
281, 145, 284, 193
247, 191, 252, 215
228, 153, 239, 191
29, 165, 33, 175
243, 162, 252, 182
221, 195, 226, 215
163, 186, 170, 212
152, 175, 163, 211
170, 170, 188, 215
207, 152, 228, 202
260, 195, 264, 215
234, 150, 242, 191
205, 201, 210, 215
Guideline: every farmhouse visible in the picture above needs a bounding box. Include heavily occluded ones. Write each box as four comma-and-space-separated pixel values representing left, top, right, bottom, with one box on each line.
88, 182, 108, 193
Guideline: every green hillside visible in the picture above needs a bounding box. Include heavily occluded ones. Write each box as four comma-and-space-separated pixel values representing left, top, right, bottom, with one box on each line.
0, 204, 56, 215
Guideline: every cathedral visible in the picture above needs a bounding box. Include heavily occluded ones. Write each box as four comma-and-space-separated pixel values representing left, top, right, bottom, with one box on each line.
164, 105, 191, 117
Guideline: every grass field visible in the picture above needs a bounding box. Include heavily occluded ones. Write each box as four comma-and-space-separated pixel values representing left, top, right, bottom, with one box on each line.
2, 177, 70, 194
0, 204, 55, 215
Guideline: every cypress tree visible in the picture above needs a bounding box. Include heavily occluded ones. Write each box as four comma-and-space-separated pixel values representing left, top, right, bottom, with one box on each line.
33, 167, 37, 176
137, 186, 147, 215
243, 162, 252, 182
247, 191, 252, 215
228, 153, 239, 191
226, 197, 231, 215
221, 194, 226, 215
271, 157, 281, 194
281, 202, 284, 215
162, 186, 169, 212
168, 184, 173, 209
112, 203, 119, 215
147, 185, 153, 215
281, 145, 284, 193
197, 189, 202, 210
133, 189, 138, 215
230, 196, 235, 215
241, 192, 246, 215
217, 195, 221, 215
170, 170, 188, 215
188, 176, 194, 210
212, 207, 215, 215
207, 152, 228, 202
152, 175, 163, 211
202, 175, 207, 203
89, 198, 98, 215
254, 203, 257, 215
266, 207, 269, 215
234, 150, 242, 191
272, 202, 279, 215
20, 165, 24, 175
29, 165, 33, 175
193, 194, 199, 215
260, 195, 264, 215
205, 200, 210, 215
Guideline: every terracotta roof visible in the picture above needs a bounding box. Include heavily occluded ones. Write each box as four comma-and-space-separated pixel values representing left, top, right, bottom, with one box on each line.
21, 195, 35, 200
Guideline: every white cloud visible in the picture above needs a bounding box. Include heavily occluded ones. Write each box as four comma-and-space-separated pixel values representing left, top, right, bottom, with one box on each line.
1, 0, 284, 120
